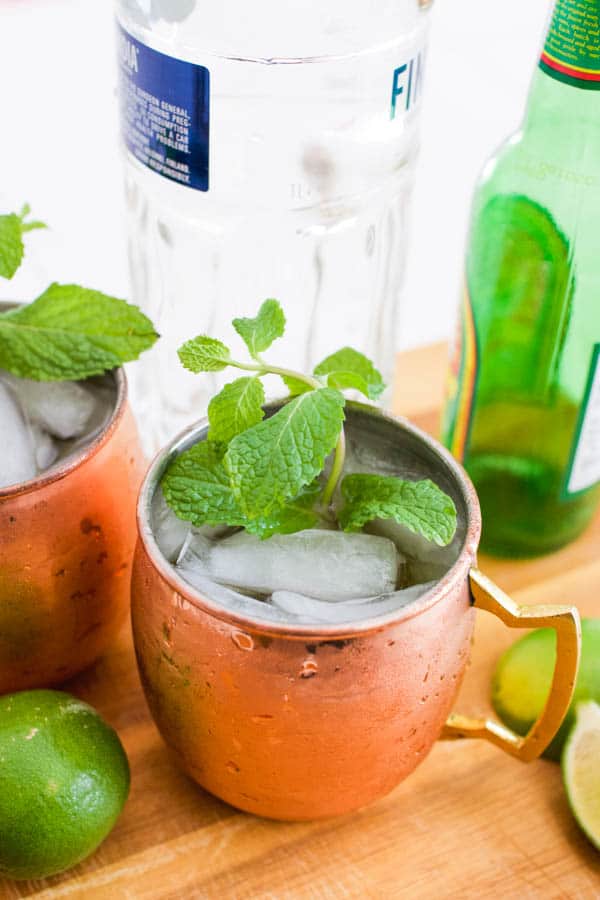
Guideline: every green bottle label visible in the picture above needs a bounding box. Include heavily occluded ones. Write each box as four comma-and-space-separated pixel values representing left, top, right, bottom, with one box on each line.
441, 283, 478, 463
539, 0, 600, 90
564, 344, 600, 495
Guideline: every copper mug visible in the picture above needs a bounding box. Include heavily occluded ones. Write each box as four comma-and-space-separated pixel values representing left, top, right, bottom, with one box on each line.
131, 403, 581, 821
0, 368, 145, 694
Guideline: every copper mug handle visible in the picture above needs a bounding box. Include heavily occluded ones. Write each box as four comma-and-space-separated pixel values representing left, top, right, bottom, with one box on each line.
442, 568, 582, 762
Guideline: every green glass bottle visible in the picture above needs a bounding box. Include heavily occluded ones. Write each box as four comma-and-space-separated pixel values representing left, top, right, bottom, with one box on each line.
442, 0, 600, 558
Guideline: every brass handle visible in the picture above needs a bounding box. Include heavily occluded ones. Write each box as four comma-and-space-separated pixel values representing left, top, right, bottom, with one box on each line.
442, 568, 581, 762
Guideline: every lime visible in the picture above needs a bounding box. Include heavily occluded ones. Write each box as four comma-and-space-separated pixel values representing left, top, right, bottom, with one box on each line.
492, 619, 600, 761
563, 701, 600, 851
0, 690, 130, 881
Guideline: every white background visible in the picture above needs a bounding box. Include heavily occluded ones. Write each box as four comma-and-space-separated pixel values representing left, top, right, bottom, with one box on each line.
0, 0, 549, 349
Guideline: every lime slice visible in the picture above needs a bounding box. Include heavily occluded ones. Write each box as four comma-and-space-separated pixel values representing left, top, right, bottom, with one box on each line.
563, 701, 600, 851
492, 619, 600, 761
468, 193, 572, 398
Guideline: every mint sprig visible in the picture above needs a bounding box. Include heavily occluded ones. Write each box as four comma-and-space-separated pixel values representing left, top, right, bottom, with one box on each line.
161, 298, 457, 547
0, 206, 158, 381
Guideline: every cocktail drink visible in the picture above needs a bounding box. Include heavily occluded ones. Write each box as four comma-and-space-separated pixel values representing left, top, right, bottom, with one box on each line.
151, 414, 462, 627
133, 403, 581, 820
131, 301, 581, 820
0, 373, 117, 489
0, 366, 145, 694
0, 209, 158, 692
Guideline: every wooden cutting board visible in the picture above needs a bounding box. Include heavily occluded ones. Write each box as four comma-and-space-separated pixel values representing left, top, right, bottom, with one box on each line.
2, 343, 599, 899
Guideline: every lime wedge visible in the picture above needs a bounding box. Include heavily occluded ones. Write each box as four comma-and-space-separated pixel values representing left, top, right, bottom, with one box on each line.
492, 619, 600, 761
563, 701, 600, 852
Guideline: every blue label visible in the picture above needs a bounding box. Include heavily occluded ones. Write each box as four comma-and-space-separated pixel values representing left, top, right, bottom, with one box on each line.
117, 24, 210, 191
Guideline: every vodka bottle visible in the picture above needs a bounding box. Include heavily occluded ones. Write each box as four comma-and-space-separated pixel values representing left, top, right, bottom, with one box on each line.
116, 0, 433, 451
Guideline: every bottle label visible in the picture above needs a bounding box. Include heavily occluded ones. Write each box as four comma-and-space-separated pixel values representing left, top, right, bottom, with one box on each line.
565, 345, 600, 494
539, 0, 600, 90
117, 24, 210, 191
442, 283, 478, 463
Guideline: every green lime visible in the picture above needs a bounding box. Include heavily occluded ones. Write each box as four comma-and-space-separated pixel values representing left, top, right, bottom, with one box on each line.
492, 619, 600, 761
0, 690, 130, 881
563, 701, 600, 852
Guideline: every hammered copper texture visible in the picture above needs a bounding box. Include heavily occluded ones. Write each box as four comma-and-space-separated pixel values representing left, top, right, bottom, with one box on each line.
131, 405, 481, 820
0, 372, 145, 693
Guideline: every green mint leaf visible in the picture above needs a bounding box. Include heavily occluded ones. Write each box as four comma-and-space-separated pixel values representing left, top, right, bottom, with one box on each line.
0, 284, 158, 380
0, 206, 47, 279
19, 201, 47, 232
233, 299, 285, 357
162, 441, 321, 537
161, 441, 246, 529
313, 347, 385, 400
208, 377, 265, 444
281, 374, 313, 397
0, 214, 25, 280
225, 388, 345, 517
244, 483, 321, 540
20, 220, 47, 234
339, 474, 457, 546
178, 335, 231, 373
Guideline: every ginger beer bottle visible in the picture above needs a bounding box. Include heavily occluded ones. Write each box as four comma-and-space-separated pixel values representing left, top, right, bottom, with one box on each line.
442, 0, 600, 557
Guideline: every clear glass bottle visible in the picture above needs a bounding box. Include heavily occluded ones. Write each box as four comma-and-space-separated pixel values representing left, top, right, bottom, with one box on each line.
443, 0, 600, 557
116, 0, 432, 452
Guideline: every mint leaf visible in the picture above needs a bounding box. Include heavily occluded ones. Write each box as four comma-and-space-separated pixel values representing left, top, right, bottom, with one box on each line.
162, 442, 320, 538
225, 388, 345, 517
0, 206, 47, 279
314, 347, 385, 400
208, 377, 265, 444
161, 441, 246, 529
0, 214, 25, 279
21, 220, 47, 234
0, 284, 158, 380
339, 474, 457, 546
19, 202, 47, 234
281, 374, 313, 397
244, 481, 321, 540
178, 335, 231, 373
233, 299, 285, 357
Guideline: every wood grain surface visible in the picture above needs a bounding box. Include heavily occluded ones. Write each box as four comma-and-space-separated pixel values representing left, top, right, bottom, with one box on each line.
2, 343, 599, 899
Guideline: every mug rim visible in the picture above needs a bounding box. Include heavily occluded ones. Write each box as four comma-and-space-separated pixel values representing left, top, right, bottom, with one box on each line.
136, 400, 482, 639
0, 301, 129, 499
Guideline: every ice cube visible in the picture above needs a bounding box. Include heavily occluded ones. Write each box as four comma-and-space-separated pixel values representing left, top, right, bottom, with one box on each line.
0, 383, 37, 488
151, 489, 191, 563
271, 581, 436, 625
3, 375, 96, 439
30, 425, 59, 472
174, 569, 299, 625
179, 528, 402, 601
70, 378, 115, 444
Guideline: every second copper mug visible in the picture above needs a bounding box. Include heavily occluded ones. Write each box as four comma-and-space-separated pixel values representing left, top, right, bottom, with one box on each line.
132, 403, 581, 821
0, 367, 145, 694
